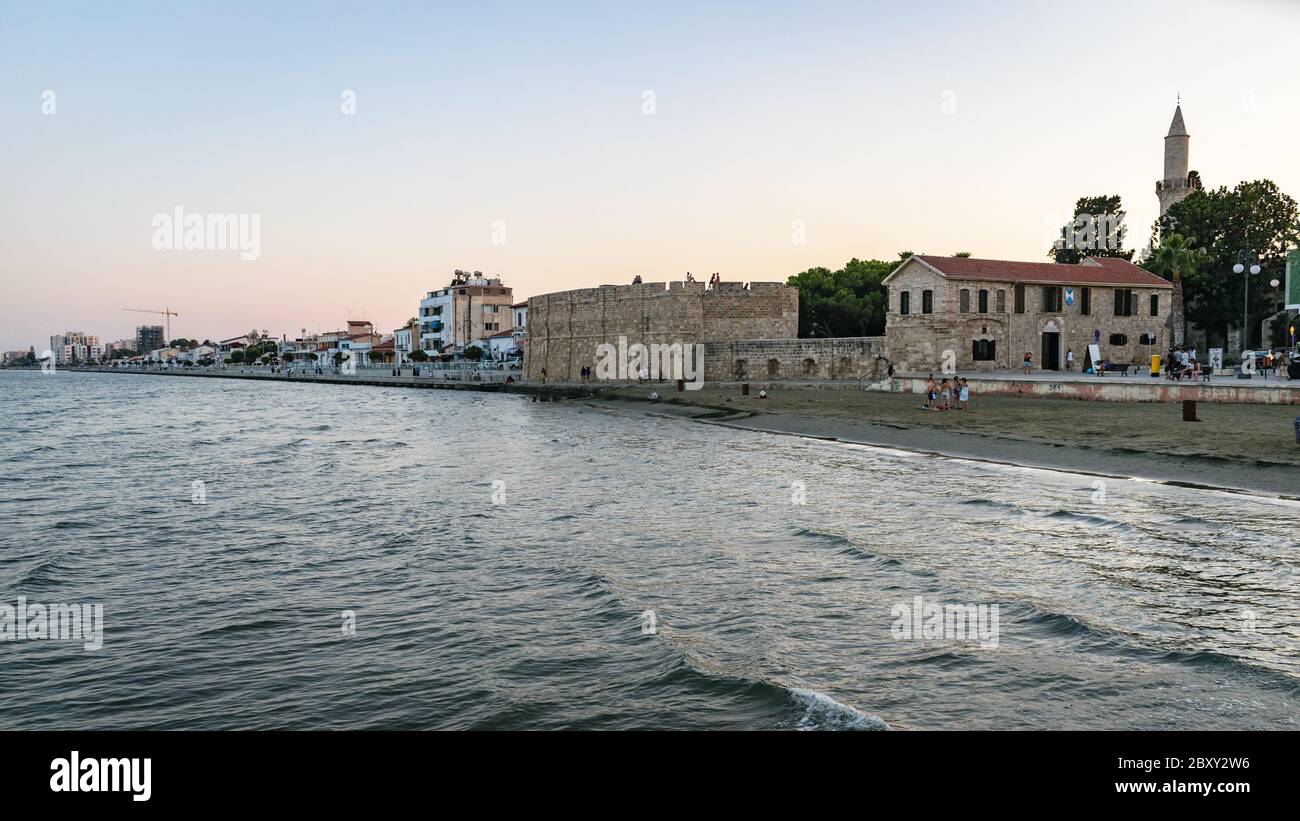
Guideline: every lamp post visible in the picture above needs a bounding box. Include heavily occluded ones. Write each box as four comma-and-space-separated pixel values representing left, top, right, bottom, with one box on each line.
1232, 250, 1261, 357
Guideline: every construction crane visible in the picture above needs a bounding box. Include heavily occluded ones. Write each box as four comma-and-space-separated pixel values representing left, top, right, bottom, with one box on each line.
122, 307, 179, 346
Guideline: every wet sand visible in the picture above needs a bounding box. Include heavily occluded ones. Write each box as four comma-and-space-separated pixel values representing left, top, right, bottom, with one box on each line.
595, 386, 1300, 499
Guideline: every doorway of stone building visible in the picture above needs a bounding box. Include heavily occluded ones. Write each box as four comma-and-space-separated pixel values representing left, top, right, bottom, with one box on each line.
1041, 329, 1061, 370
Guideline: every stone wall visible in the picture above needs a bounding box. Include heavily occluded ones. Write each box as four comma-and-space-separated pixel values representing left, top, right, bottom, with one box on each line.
524, 280, 798, 380
702, 337, 886, 381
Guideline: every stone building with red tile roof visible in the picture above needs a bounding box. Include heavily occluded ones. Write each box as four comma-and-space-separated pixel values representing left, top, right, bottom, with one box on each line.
883, 254, 1173, 373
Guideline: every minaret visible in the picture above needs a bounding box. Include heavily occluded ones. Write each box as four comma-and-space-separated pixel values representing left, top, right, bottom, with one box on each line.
1156, 101, 1193, 215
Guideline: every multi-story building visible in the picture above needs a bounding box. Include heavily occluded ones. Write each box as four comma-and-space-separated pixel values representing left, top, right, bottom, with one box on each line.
392, 319, 418, 365
135, 326, 165, 356
419, 270, 514, 354
883, 255, 1173, 373
49, 331, 101, 365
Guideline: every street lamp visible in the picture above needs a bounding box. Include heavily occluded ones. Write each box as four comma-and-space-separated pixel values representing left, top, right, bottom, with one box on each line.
1232, 250, 1261, 356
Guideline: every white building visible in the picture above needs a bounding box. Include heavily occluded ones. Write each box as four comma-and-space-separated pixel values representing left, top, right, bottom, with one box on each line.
393, 324, 415, 365
485, 329, 519, 361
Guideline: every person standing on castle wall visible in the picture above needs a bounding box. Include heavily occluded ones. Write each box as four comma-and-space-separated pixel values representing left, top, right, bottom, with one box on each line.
1066, 349, 1074, 371
1022, 352, 1033, 374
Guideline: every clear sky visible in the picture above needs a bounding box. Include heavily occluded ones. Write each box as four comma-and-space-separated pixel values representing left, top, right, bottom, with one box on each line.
3, 0, 1298, 350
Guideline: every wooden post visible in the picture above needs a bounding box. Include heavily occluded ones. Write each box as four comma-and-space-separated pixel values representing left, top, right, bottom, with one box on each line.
1182, 400, 1198, 422
676, 379, 684, 392
741, 383, 750, 396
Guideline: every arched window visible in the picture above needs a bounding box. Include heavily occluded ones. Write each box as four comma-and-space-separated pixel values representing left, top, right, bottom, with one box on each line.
972, 339, 996, 361
978, 289, 989, 313
802, 358, 817, 377
734, 359, 747, 378
959, 289, 970, 313
767, 358, 780, 377
899, 291, 911, 315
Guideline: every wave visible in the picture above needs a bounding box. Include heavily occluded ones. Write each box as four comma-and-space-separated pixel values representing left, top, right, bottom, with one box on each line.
789, 687, 890, 731
1042, 510, 1135, 532
792, 527, 852, 548
958, 498, 1020, 511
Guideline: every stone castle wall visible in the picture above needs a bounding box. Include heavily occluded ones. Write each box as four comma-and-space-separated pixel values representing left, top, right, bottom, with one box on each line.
524, 281, 798, 381
702, 337, 886, 381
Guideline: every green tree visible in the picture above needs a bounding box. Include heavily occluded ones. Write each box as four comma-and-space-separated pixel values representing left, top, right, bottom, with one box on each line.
1143, 232, 1206, 346
229, 350, 245, 364
787, 258, 894, 338
1050, 194, 1134, 264
1157, 180, 1299, 347
464, 345, 484, 361
409, 349, 429, 362
953, 251, 972, 258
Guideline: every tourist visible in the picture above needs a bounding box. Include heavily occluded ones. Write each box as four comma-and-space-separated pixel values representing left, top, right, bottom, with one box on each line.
1022, 352, 1033, 374
540, 367, 547, 384
1066, 349, 1074, 371
959, 378, 970, 411
939, 378, 951, 410
924, 374, 937, 411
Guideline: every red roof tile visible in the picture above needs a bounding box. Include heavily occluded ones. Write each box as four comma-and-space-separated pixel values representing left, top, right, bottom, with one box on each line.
911, 255, 1171, 287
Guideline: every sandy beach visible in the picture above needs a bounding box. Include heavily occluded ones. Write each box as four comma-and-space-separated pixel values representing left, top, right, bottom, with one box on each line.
596, 385, 1300, 499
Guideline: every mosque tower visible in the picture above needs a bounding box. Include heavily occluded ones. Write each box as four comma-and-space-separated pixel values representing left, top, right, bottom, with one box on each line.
1156, 101, 1200, 215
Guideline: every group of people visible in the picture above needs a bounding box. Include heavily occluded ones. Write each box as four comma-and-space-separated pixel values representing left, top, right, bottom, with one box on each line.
922, 374, 971, 411
1166, 346, 1204, 381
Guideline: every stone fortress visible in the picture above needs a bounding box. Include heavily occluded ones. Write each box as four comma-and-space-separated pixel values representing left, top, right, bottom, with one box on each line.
523, 279, 887, 382
522, 104, 1203, 383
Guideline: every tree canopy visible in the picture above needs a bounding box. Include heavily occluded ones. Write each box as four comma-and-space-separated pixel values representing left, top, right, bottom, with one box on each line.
787, 258, 895, 338
1155, 180, 1298, 345
1050, 194, 1134, 264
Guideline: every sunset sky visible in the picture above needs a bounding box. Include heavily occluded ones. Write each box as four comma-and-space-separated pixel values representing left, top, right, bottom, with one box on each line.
3, 0, 1299, 350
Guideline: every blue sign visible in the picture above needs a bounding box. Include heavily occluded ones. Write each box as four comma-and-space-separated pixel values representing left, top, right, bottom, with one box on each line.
1064, 288, 1075, 307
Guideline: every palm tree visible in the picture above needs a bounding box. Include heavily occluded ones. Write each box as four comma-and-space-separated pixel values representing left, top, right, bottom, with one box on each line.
1147, 232, 1205, 347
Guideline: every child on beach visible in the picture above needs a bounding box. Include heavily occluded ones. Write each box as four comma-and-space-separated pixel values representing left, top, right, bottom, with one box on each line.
959, 378, 970, 410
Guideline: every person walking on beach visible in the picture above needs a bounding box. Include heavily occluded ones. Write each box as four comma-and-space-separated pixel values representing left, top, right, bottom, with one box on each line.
1022, 352, 1033, 374
540, 367, 547, 384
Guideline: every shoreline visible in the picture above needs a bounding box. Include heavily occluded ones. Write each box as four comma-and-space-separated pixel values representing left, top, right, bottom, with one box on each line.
52, 368, 1300, 500
589, 391, 1300, 501
626, 404, 1300, 501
